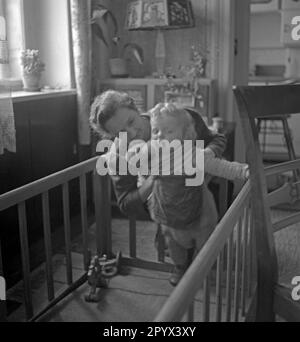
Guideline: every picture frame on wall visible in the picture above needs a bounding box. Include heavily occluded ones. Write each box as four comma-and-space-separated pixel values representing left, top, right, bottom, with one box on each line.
126, 1, 143, 30
164, 91, 195, 107
166, 0, 195, 29
119, 85, 147, 113
141, 0, 168, 28
125, 0, 194, 30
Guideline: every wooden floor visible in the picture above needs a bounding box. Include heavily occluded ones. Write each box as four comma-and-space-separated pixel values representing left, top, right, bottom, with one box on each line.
6, 218, 246, 322
8, 252, 244, 322
6, 207, 300, 322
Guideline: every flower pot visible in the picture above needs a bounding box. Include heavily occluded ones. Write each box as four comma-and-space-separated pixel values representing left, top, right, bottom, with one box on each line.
22, 71, 42, 91
109, 58, 128, 78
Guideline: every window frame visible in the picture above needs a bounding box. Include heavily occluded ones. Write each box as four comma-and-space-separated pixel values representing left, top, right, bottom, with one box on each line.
0, 0, 24, 89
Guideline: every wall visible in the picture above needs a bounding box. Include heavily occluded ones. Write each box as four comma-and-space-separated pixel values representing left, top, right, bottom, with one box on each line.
250, 11, 300, 155
249, 12, 285, 75
23, 0, 72, 88
95, 0, 212, 79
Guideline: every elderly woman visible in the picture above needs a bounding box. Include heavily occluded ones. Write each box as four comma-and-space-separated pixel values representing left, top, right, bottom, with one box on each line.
90, 90, 227, 284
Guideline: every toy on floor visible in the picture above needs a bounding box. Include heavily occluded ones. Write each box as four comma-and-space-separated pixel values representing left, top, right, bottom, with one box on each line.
85, 251, 122, 303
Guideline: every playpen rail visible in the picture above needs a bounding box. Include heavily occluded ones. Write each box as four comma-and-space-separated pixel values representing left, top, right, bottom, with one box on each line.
0, 157, 106, 321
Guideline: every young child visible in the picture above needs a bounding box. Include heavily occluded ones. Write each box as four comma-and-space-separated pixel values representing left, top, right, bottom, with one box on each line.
127, 103, 249, 286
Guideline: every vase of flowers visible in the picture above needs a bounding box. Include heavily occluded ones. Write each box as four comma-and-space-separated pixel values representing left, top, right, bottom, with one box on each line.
21, 49, 45, 91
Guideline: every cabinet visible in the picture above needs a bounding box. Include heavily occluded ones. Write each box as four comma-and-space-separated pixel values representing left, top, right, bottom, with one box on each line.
251, 0, 280, 13
281, 0, 300, 10
0, 92, 79, 286
98, 78, 216, 122
0, 93, 78, 193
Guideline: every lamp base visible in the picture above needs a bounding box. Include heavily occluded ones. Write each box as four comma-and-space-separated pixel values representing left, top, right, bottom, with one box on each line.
155, 30, 166, 77
155, 57, 165, 77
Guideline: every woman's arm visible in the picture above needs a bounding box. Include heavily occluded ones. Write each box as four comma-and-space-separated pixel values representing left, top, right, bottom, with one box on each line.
111, 173, 151, 217
185, 108, 227, 158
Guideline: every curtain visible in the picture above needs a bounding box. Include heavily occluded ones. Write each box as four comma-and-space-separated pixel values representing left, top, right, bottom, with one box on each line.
70, 0, 92, 146
0, 0, 15, 155
0, 86, 15, 154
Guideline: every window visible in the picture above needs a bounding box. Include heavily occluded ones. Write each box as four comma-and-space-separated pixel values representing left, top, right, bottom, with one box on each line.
0, 0, 72, 90
0, 0, 24, 85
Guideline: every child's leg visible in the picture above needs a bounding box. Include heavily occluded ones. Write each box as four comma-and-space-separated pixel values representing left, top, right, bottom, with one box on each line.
161, 225, 189, 266
161, 225, 195, 286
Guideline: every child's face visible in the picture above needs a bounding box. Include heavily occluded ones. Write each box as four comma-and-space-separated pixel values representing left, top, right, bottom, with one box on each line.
151, 114, 183, 142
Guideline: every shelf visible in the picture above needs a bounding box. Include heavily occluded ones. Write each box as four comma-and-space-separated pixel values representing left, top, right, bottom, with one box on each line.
250, 45, 284, 50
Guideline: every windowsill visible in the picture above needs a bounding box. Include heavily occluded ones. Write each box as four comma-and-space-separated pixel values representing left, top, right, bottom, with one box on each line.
1, 78, 77, 102
12, 88, 77, 103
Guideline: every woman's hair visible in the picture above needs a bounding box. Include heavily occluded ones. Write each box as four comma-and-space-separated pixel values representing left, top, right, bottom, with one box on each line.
149, 103, 197, 140
89, 90, 138, 138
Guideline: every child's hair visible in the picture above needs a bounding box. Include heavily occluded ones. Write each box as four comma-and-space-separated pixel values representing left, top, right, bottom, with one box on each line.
149, 103, 197, 140
89, 90, 138, 138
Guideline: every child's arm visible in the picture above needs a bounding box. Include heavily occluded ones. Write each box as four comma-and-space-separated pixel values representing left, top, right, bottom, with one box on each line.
204, 155, 249, 181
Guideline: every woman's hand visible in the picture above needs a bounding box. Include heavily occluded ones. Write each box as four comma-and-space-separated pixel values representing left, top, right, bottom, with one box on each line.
138, 175, 156, 203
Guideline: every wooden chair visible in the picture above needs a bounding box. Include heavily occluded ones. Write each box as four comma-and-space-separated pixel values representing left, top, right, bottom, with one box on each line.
234, 84, 300, 322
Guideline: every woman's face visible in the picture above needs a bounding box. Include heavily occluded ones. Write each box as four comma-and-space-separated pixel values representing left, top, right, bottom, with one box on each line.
104, 107, 150, 142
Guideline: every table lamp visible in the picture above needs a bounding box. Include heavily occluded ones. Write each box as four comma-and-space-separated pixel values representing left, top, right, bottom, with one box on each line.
125, 0, 194, 77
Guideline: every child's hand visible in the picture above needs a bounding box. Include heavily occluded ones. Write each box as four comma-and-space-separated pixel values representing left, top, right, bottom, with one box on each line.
243, 164, 250, 179
204, 148, 215, 160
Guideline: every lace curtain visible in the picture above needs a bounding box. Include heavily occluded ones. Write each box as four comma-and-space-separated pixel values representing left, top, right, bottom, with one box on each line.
70, 0, 92, 146
0, 86, 15, 154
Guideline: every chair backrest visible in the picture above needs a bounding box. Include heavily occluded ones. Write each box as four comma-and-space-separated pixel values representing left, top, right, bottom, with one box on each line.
233, 84, 300, 321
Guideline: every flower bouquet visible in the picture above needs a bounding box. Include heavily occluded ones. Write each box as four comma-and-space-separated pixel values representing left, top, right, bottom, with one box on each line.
20, 49, 45, 91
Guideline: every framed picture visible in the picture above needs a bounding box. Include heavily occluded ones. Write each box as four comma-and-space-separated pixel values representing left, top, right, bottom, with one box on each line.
164, 91, 195, 107
141, 0, 168, 28
166, 0, 195, 29
118, 85, 147, 114
126, 1, 143, 30
126, 0, 194, 30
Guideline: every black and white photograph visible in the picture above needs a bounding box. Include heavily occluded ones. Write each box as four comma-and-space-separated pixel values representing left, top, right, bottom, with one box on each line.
0, 0, 300, 327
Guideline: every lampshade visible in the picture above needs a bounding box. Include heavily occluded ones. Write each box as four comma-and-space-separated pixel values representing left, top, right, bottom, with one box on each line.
125, 0, 194, 76
125, 0, 194, 31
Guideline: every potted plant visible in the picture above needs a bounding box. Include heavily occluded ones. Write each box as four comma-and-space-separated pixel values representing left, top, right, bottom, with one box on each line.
20, 49, 45, 91
91, 3, 143, 77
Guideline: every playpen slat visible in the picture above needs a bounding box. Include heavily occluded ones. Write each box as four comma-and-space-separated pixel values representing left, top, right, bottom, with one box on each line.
215, 252, 223, 322
129, 216, 136, 258
62, 183, 73, 285
0, 238, 7, 321
79, 175, 89, 270
93, 172, 102, 255
17, 202, 33, 319
93, 174, 112, 256
225, 233, 233, 322
247, 206, 252, 298
187, 302, 194, 322
241, 205, 249, 317
42, 192, 54, 301
202, 274, 210, 322
157, 224, 165, 263
219, 179, 229, 218
248, 207, 254, 298
234, 219, 242, 322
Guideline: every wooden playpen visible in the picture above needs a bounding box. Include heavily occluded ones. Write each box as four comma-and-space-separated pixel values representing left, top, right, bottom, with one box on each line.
0, 84, 300, 322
